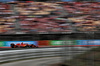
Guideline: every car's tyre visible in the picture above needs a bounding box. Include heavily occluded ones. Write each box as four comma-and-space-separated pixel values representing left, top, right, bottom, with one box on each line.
30, 44, 36, 48
36, 46, 39, 48
25, 45, 30, 48
15, 45, 19, 48
11, 43, 15, 48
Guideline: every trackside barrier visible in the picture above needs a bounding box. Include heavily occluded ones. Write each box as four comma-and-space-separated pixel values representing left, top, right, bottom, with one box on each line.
0, 48, 91, 63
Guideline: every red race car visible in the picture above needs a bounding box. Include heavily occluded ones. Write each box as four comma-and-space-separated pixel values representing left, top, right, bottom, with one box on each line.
10, 42, 38, 48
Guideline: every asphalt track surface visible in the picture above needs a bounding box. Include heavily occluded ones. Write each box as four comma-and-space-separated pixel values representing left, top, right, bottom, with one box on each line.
0, 47, 92, 66
0, 57, 61, 66
0, 48, 38, 51
0, 47, 59, 51
0, 47, 90, 51
0, 46, 93, 51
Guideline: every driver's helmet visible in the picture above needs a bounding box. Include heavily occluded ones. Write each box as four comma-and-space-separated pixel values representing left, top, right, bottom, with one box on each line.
11, 43, 14, 45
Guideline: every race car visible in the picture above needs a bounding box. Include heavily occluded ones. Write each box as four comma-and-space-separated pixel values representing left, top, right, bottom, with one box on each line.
10, 42, 38, 48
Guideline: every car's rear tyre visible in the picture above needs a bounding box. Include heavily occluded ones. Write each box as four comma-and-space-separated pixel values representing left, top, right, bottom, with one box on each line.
11, 43, 15, 48
15, 45, 19, 48
30, 44, 36, 48
36, 47, 38, 48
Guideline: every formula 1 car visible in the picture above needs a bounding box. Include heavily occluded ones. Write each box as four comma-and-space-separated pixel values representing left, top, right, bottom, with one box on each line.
10, 42, 38, 48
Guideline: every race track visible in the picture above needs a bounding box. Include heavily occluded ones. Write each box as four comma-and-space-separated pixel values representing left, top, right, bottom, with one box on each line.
0, 47, 92, 66
0, 57, 61, 66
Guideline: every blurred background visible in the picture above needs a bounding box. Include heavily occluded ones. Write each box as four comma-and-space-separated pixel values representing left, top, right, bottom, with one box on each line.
0, 0, 100, 66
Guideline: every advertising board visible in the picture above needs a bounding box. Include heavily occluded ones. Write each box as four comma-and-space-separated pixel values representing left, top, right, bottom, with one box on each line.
93, 40, 100, 45
4, 41, 38, 47
1, 40, 100, 48
77, 40, 100, 45
50, 40, 62, 46
63, 40, 77, 45
38, 40, 50, 47
0, 41, 5, 47
50, 40, 77, 46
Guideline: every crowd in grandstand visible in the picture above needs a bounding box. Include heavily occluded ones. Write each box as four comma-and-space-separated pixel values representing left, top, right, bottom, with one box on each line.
0, 1, 100, 34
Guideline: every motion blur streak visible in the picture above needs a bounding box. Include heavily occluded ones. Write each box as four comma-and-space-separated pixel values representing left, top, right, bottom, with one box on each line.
0, 57, 61, 66
0, 47, 92, 66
